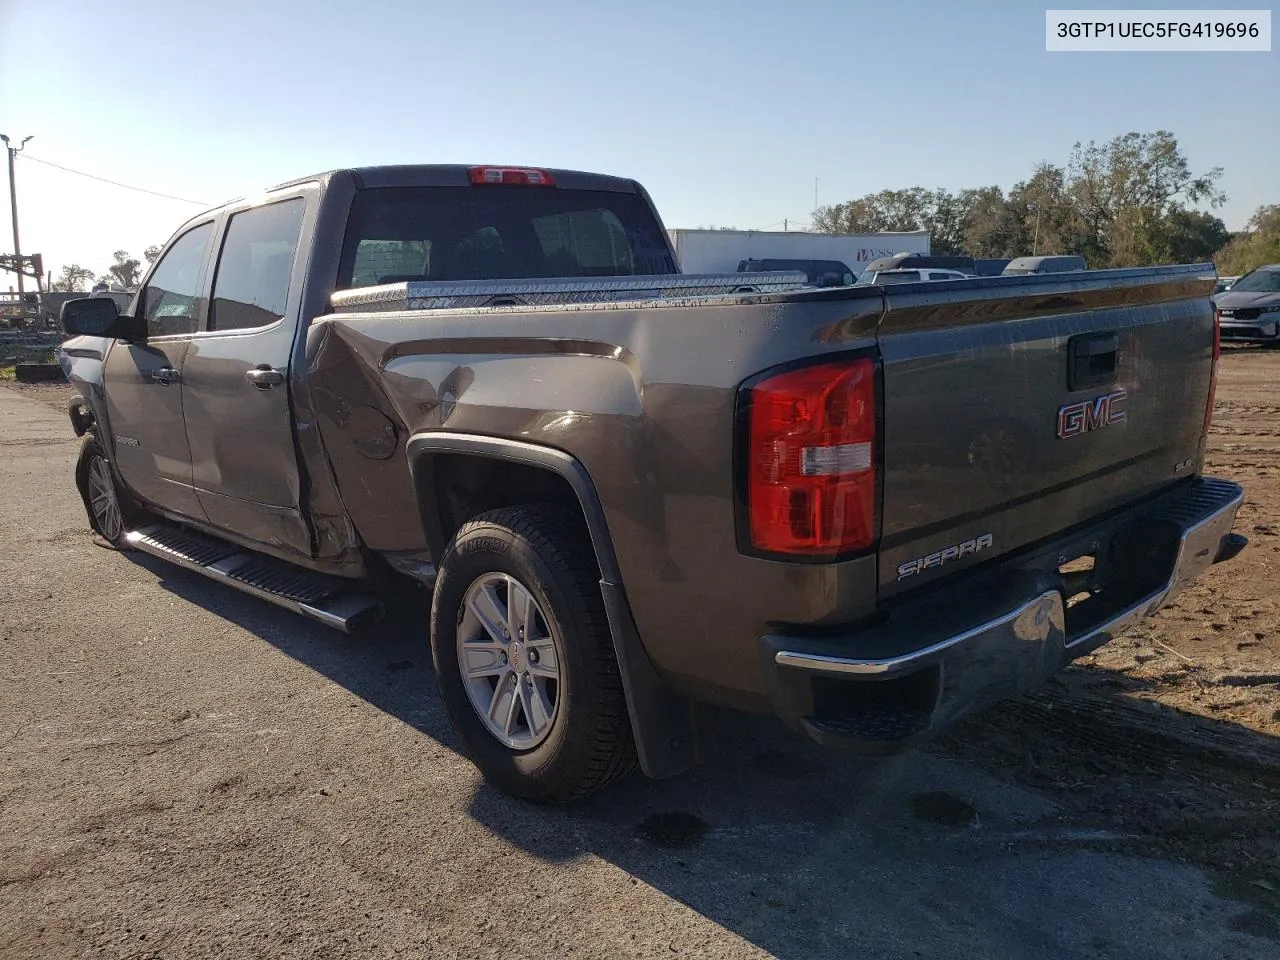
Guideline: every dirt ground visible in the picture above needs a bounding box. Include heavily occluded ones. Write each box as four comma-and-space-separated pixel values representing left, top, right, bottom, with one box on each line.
2, 351, 1279, 959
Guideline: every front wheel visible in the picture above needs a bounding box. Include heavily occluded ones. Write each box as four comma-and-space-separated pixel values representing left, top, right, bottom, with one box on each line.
430, 505, 637, 802
75, 436, 136, 546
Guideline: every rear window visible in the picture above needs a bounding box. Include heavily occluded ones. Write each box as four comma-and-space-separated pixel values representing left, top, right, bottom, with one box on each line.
338, 186, 676, 288
876, 271, 922, 284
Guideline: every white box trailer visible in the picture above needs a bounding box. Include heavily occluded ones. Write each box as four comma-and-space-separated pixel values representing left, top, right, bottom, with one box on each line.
667, 229, 931, 276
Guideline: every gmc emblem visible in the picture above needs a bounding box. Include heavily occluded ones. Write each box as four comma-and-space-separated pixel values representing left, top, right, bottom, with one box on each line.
1057, 389, 1127, 439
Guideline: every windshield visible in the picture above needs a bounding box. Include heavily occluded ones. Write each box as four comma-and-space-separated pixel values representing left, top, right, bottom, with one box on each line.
1228, 269, 1280, 293
337, 186, 676, 288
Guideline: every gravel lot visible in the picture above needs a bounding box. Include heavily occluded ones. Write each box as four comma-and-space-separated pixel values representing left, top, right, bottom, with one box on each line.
2, 354, 1279, 959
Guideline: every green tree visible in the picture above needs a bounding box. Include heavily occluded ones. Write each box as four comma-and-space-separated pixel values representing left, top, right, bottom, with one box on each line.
1066, 131, 1225, 266
1009, 164, 1086, 259
1214, 204, 1280, 277
959, 186, 1022, 258
1160, 210, 1230, 264
49, 264, 96, 292
103, 250, 142, 290
813, 131, 1230, 268
812, 187, 971, 253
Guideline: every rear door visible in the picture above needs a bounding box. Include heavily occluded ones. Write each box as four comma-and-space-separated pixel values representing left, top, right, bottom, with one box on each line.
180, 191, 313, 558
877, 269, 1215, 598
101, 221, 216, 519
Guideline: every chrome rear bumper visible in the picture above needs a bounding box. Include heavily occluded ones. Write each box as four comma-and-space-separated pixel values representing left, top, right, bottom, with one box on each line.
760, 477, 1245, 750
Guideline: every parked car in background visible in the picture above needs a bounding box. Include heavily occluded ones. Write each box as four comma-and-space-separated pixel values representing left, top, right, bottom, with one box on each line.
1001, 255, 1087, 276
856, 267, 970, 285
1213, 264, 1280, 346
1214, 276, 1240, 294
856, 254, 974, 283
737, 257, 855, 286
972, 258, 1013, 277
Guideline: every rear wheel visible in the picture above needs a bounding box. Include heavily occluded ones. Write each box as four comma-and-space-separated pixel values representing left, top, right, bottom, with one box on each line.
430, 505, 637, 802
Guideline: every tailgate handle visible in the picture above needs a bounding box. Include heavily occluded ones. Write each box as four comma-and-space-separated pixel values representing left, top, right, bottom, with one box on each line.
1068, 333, 1118, 391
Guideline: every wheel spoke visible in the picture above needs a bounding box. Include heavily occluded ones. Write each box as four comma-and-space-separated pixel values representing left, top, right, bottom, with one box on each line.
486, 670, 517, 732
521, 678, 554, 738
525, 638, 559, 679
503, 677, 522, 735
466, 584, 508, 644
507, 577, 536, 640
461, 645, 507, 679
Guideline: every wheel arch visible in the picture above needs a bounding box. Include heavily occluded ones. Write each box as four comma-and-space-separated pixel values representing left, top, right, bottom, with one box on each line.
407, 433, 623, 585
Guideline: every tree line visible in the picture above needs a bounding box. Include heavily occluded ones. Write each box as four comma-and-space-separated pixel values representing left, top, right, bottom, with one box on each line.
813, 130, 1275, 275
40, 131, 1280, 292
49, 245, 161, 292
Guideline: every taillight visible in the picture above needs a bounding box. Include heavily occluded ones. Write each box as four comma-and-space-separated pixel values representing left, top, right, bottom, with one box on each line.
747, 357, 877, 557
1204, 308, 1221, 435
467, 166, 555, 186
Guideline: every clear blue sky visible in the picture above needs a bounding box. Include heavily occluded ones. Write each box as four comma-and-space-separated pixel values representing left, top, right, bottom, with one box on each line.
1, 0, 1276, 279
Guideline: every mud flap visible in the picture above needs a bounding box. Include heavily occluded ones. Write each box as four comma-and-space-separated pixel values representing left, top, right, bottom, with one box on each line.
600, 579, 702, 779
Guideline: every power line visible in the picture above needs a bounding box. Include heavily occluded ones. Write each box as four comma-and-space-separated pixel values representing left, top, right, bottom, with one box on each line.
17, 153, 209, 205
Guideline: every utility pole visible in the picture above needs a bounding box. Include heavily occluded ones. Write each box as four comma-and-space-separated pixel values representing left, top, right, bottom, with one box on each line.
1, 134, 33, 299
1027, 201, 1041, 256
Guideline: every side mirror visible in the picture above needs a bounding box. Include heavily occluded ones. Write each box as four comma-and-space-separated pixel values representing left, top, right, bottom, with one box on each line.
60, 297, 146, 341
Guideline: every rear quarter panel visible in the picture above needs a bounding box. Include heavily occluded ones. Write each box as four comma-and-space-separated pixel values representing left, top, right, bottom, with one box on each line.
310, 290, 884, 708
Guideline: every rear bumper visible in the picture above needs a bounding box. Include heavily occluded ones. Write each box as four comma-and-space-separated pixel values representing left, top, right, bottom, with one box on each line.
758, 477, 1245, 751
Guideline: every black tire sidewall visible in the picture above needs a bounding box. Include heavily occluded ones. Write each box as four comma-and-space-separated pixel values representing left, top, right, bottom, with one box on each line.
430, 514, 607, 800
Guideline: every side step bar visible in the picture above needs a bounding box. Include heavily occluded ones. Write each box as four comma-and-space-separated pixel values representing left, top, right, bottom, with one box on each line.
124, 523, 381, 633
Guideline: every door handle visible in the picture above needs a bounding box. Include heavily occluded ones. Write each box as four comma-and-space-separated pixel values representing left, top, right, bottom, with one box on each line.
245, 366, 285, 389
1067, 333, 1119, 391
150, 367, 180, 385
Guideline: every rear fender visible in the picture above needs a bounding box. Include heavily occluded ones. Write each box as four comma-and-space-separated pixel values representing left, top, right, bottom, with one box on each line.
406, 432, 700, 780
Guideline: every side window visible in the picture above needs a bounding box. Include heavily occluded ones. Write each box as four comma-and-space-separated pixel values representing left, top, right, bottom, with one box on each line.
140, 223, 214, 337
209, 198, 305, 331
929, 272, 956, 280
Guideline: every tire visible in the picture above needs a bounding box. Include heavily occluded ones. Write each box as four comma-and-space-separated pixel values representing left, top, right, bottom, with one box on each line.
430, 505, 637, 802
75, 435, 139, 546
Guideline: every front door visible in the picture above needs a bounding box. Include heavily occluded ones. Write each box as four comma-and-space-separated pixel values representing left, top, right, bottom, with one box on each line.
101, 221, 216, 520
180, 195, 312, 558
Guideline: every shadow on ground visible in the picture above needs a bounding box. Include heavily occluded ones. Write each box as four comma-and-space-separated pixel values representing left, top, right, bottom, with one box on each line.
131, 551, 1280, 959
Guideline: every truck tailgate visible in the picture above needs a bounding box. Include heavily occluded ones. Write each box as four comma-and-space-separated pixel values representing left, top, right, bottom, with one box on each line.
877, 265, 1216, 599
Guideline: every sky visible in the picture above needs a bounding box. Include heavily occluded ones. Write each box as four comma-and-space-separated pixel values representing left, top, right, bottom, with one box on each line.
1, 0, 1276, 282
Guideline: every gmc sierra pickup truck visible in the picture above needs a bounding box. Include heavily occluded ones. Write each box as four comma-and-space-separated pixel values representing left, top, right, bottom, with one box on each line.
59, 164, 1246, 802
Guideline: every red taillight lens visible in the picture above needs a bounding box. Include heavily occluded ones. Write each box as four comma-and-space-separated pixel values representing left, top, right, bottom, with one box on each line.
467, 166, 555, 186
1204, 308, 1221, 435
747, 357, 877, 557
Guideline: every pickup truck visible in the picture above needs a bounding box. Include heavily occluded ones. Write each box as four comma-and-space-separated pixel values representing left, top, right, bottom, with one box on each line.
58, 164, 1246, 802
